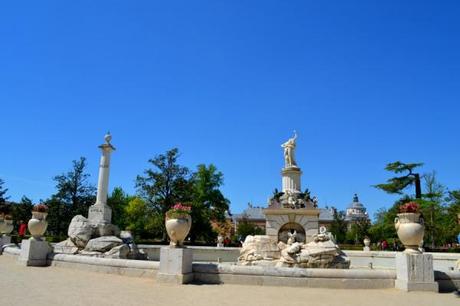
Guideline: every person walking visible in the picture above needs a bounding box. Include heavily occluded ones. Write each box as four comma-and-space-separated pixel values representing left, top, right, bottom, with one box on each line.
18, 220, 27, 239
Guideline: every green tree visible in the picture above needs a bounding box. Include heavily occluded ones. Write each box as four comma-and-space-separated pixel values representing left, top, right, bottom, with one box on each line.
445, 190, 460, 244
368, 198, 406, 243
189, 164, 230, 243
374, 161, 424, 198
346, 218, 371, 244
124, 197, 155, 239
107, 187, 131, 231
0, 178, 8, 204
236, 216, 264, 242
135, 148, 192, 240
0, 178, 10, 216
329, 208, 347, 243
11, 196, 34, 226
419, 172, 446, 248
46, 157, 96, 236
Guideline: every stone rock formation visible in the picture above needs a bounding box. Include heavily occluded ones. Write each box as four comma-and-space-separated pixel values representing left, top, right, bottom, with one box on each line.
53, 238, 79, 255
68, 215, 93, 248
84, 236, 123, 253
53, 215, 143, 259
238, 235, 280, 265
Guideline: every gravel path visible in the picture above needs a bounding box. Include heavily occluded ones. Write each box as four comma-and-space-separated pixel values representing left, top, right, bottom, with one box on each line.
0, 255, 458, 306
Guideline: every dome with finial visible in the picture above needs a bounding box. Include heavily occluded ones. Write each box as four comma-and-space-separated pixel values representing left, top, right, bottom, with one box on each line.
345, 193, 368, 221
347, 193, 365, 210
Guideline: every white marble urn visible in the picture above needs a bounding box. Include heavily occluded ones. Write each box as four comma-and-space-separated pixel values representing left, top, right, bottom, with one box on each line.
217, 235, 224, 247
394, 212, 424, 254
28, 211, 48, 240
0, 218, 14, 235
363, 237, 370, 248
165, 215, 191, 247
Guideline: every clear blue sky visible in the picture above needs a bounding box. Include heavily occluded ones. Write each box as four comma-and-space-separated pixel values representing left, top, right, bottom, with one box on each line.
1, 1, 459, 219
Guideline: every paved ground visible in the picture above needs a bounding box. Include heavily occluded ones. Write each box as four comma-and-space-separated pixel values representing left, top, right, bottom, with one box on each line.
1, 255, 458, 306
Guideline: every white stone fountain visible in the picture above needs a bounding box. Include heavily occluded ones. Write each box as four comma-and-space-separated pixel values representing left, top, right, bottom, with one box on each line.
238, 132, 350, 268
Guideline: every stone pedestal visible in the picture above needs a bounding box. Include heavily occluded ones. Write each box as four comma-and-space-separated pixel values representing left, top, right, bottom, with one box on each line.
18, 239, 52, 266
0, 235, 12, 255
363, 246, 370, 252
395, 253, 438, 292
157, 247, 193, 284
281, 167, 301, 193
88, 203, 112, 226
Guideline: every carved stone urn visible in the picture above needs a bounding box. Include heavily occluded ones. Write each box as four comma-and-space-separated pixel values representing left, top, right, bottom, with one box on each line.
363, 237, 370, 247
363, 237, 371, 252
165, 215, 191, 247
394, 212, 424, 254
0, 217, 14, 235
217, 235, 224, 247
28, 211, 48, 240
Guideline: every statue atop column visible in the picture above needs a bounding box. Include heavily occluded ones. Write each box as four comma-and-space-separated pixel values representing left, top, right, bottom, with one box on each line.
281, 131, 297, 168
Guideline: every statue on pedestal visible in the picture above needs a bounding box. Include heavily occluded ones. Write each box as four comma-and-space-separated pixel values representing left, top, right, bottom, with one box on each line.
281, 131, 297, 168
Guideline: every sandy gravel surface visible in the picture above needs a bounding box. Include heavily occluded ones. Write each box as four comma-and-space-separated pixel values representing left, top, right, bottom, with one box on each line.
0, 255, 458, 306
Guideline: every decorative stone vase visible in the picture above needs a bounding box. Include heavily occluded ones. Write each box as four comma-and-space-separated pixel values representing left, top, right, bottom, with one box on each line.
28, 211, 48, 240
363, 237, 370, 247
394, 213, 424, 254
217, 235, 224, 247
1, 219, 14, 235
165, 215, 191, 247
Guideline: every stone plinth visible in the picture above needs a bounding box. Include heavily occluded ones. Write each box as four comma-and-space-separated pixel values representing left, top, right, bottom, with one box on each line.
88, 203, 112, 225
0, 235, 12, 255
395, 253, 438, 292
157, 247, 193, 284
281, 167, 301, 193
18, 239, 52, 266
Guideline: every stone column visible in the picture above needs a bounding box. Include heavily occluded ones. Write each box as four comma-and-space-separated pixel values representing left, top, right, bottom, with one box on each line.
88, 133, 115, 225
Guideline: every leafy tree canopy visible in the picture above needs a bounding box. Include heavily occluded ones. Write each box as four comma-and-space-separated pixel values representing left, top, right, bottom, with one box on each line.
374, 161, 423, 197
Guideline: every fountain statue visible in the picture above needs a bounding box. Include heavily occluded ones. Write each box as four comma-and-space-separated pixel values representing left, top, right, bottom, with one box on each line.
239, 134, 350, 269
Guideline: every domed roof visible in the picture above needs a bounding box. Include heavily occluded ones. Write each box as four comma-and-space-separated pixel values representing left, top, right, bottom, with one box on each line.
347, 194, 365, 210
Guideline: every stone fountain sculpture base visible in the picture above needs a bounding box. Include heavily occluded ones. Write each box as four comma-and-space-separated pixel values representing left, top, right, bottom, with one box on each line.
238, 233, 350, 269
54, 215, 143, 259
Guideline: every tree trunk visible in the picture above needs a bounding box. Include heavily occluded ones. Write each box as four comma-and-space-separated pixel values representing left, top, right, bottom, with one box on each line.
414, 173, 422, 199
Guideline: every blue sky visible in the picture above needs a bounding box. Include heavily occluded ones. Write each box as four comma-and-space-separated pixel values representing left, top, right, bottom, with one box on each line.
1, 1, 459, 219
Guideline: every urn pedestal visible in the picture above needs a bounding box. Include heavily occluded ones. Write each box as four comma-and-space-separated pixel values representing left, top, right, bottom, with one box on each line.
0, 235, 12, 255
18, 238, 52, 266
395, 253, 438, 292
157, 247, 193, 284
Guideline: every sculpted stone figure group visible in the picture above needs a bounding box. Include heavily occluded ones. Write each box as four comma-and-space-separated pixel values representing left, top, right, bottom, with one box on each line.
281, 131, 298, 168
238, 228, 350, 269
